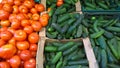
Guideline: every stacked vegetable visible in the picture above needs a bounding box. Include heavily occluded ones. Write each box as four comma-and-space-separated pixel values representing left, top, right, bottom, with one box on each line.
46, 0, 85, 39
0, 0, 49, 68
44, 41, 89, 68
81, 15, 120, 68
80, 0, 120, 10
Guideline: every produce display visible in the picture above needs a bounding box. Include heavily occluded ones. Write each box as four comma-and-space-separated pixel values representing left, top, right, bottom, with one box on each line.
0, 0, 49, 68
81, 15, 120, 68
80, 0, 120, 11
44, 41, 89, 68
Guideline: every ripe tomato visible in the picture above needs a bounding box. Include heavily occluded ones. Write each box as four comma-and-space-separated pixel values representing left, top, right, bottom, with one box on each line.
14, 0, 21, 6
31, 21, 42, 31
24, 26, 33, 34
13, 5, 19, 14
29, 44, 37, 51
14, 30, 27, 41
23, 13, 29, 19
57, 1, 63, 7
27, 13, 32, 19
16, 13, 26, 20
28, 32, 39, 44
0, 9, 10, 20
41, 13, 49, 20
7, 27, 16, 34
0, 3, 3, 9
9, 55, 21, 68
9, 14, 17, 22
0, 39, 6, 47
20, 50, 31, 61
0, 27, 7, 32
16, 41, 29, 50
0, 31, 12, 41
19, 5, 28, 14
7, 0, 14, 5
3, 3, 12, 12
39, 16, 48, 27
0, 44, 17, 59
21, 19, 30, 27
19, 61, 24, 68
8, 37, 16, 46
35, 4, 45, 12
30, 51, 36, 58
32, 13, 40, 21
24, 58, 36, 68
0, 62, 10, 68
23, 0, 33, 9
11, 19, 21, 29
0, 20, 10, 27
30, 8, 37, 14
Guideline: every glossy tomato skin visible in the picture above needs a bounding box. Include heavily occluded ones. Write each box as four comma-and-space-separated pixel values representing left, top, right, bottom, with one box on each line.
32, 13, 40, 20
11, 19, 21, 29
23, 26, 33, 34
0, 39, 6, 47
0, 31, 13, 41
39, 16, 48, 27
19, 5, 28, 13
35, 4, 45, 12
16, 13, 27, 21
21, 19, 30, 27
0, 20, 10, 27
0, 62, 10, 68
19, 50, 31, 61
8, 37, 16, 46
14, 0, 21, 6
0, 44, 17, 59
23, 0, 33, 9
24, 58, 36, 68
13, 5, 19, 14
30, 51, 36, 58
7, 27, 16, 34
29, 44, 37, 51
9, 14, 17, 22
28, 32, 39, 44
9, 55, 21, 68
14, 30, 27, 41
3, 3, 12, 12
31, 21, 42, 31
0, 9, 10, 20
16, 41, 29, 50
57, 1, 63, 7
30, 8, 37, 14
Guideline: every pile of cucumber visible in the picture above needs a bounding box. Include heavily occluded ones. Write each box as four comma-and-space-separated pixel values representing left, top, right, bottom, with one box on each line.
46, 0, 85, 39
81, 15, 120, 68
44, 41, 89, 68
80, 0, 120, 10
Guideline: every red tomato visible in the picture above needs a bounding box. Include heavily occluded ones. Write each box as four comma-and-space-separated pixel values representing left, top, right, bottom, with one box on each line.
9, 55, 21, 68
1, 0, 7, 4
9, 14, 17, 22
31, 21, 42, 31
35, 4, 45, 12
0, 62, 10, 68
57, 1, 63, 7
14, 30, 27, 41
0, 9, 10, 20
0, 20, 10, 27
27, 13, 32, 19
30, 51, 36, 58
23, 0, 33, 9
8, 37, 16, 46
24, 26, 33, 34
28, 32, 39, 44
11, 19, 21, 29
24, 58, 36, 68
0, 27, 8, 32
21, 19, 30, 27
32, 13, 40, 21
20, 50, 31, 61
7, 27, 16, 34
13, 5, 19, 14
0, 44, 17, 59
16, 13, 26, 20
14, 0, 21, 6
0, 3, 3, 9
0, 39, 6, 47
19, 5, 28, 13
19, 61, 24, 68
0, 31, 12, 41
16, 41, 29, 50
41, 13, 49, 20
3, 3, 12, 12
7, 0, 14, 5
39, 16, 48, 27
30, 8, 37, 14
29, 44, 37, 51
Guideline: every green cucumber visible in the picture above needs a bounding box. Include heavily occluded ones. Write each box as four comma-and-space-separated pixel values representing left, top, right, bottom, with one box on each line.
51, 52, 62, 64
55, 8, 66, 15
98, 2, 109, 9
45, 46, 58, 52
103, 19, 114, 27
90, 30, 104, 38
56, 61, 62, 68
103, 30, 114, 39
46, 32, 57, 39
106, 26, 120, 32
51, 14, 57, 23
51, 23, 62, 33
52, 42, 63, 47
85, 2, 96, 9
62, 65, 82, 68
58, 13, 70, 23
93, 20, 99, 32
115, 22, 120, 27
107, 64, 120, 68
58, 42, 74, 51
68, 59, 88, 65
76, 25, 82, 38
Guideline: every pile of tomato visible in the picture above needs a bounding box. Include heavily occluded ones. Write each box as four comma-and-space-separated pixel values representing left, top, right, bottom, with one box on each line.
0, 0, 49, 68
